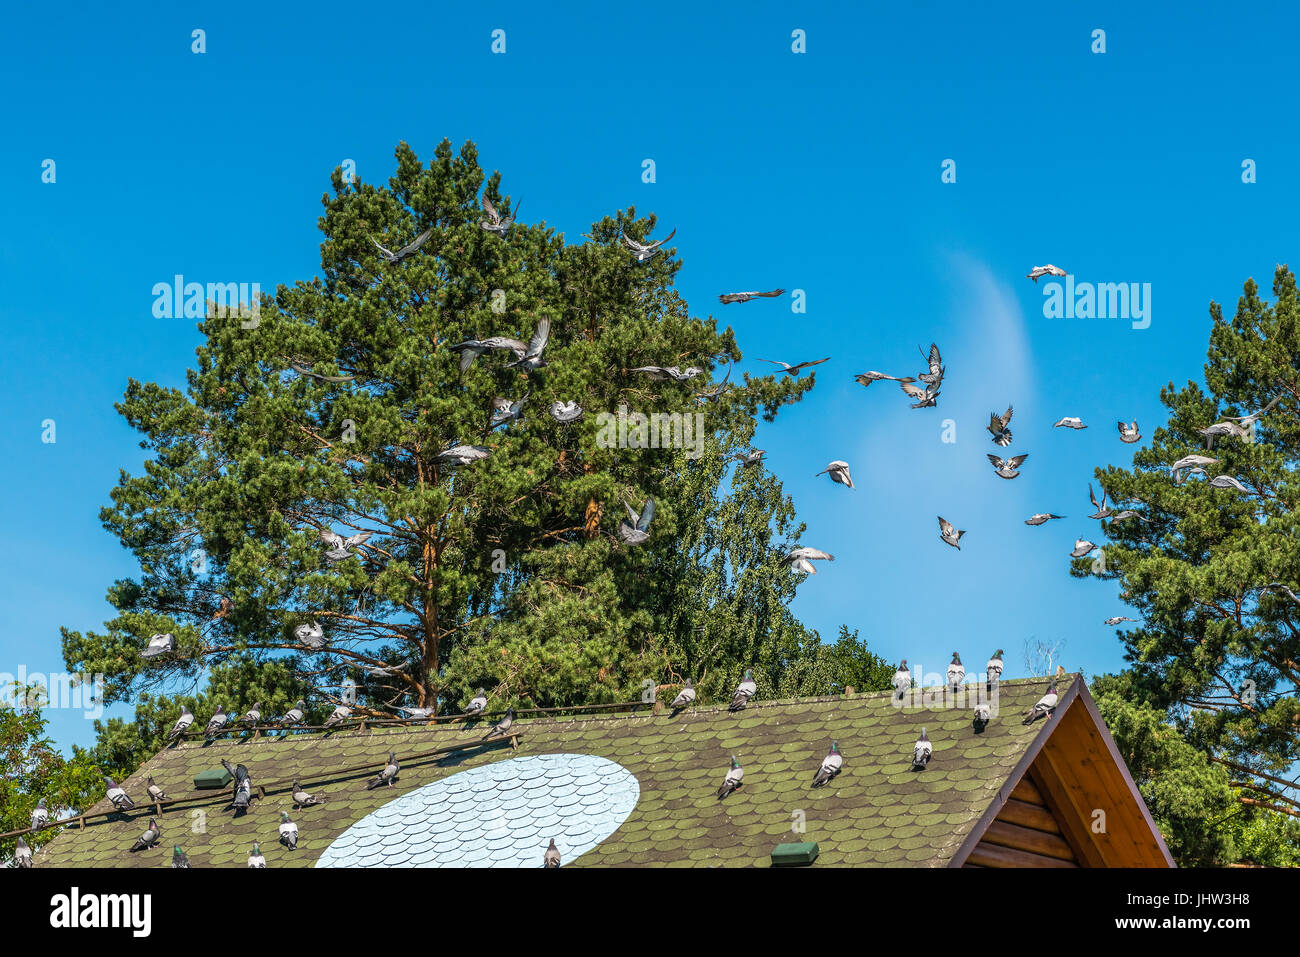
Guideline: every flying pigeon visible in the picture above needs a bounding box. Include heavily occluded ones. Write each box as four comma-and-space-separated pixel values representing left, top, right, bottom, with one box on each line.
279, 813, 298, 851
717, 755, 744, 799
130, 818, 161, 852
146, 776, 168, 803
670, 679, 696, 712
986, 649, 1004, 689
1197, 420, 1249, 448
104, 776, 135, 811
485, 395, 526, 429
278, 700, 306, 727
213, 597, 234, 619
449, 334, 529, 370
15, 837, 32, 868
465, 689, 489, 715
1172, 454, 1218, 477
319, 528, 372, 562
480, 195, 519, 237
1053, 416, 1087, 429
141, 633, 174, 659
30, 799, 48, 830
733, 449, 766, 467
289, 360, 355, 383
917, 343, 944, 385
938, 516, 966, 550
1022, 682, 1059, 724
1209, 475, 1251, 492
292, 780, 323, 808
322, 704, 351, 729
294, 621, 328, 650
784, 546, 834, 574
369, 227, 432, 264
167, 706, 194, 742
816, 460, 854, 489
1026, 264, 1067, 282
1070, 538, 1098, 558
911, 729, 933, 770
1117, 420, 1141, 444
505, 316, 551, 371
853, 371, 914, 388
718, 288, 784, 305
893, 661, 911, 699
1024, 513, 1065, 526
1109, 509, 1142, 521
729, 670, 757, 712
631, 365, 704, 381
987, 453, 1028, 480
366, 752, 400, 790
758, 357, 830, 376
900, 379, 941, 408
1088, 483, 1111, 519
171, 845, 190, 868
621, 227, 676, 263
1227, 394, 1283, 428
987, 406, 1014, 447
544, 839, 561, 868
694, 360, 735, 402
483, 707, 516, 740
549, 400, 584, 424
618, 497, 655, 545
436, 443, 493, 467
248, 842, 266, 868
203, 706, 228, 738
811, 741, 844, 788
238, 702, 262, 728
1104, 616, 1136, 626
946, 653, 965, 692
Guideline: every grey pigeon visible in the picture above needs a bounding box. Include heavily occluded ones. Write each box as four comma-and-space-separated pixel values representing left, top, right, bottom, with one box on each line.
167, 706, 194, 742
1198, 420, 1249, 447
544, 839, 561, 868
549, 400, 583, 423
1024, 513, 1065, 526
146, 776, 167, 803
630, 365, 704, 381
938, 516, 966, 549
30, 798, 48, 830
1053, 416, 1087, 429
946, 653, 965, 692
239, 702, 262, 728
482, 707, 516, 740
729, 670, 757, 712
294, 621, 328, 650
853, 371, 913, 388
505, 316, 551, 371
733, 449, 766, 467
893, 661, 911, 699
1088, 483, 1111, 519
1104, 616, 1136, 626
436, 443, 492, 466
222, 760, 252, 810
670, 679, 696, 712
987, 406, 1014, 447
104, 776, 135, 811
130, 818, 161, 852
398, 705, 436, 720
1109, 509, 1142, 521
278, 813, 298, 851
784, 546, 834, 574
449, 335, 528, 371
278, 700, 306, 727
1026, 264, 1067, 282
322, 704, 351, 729
621, 227, 676, 263
718, 288, 783, 304
141, 633, 174, 659
248, 842, 266, 868
1070, 538, 1098, 558
900, 378, 940, 408
289, 360, 354, 383
465, 688, 488, 715
15, 837, 32, 868
911, 728, 933, 770
816, 460, 854, 489
369, 227, 432, 264
366, 752, 400, 790
171, 845, 191, 868
987, 453, 1027, 479
986, 649, 1004, 690
1022, 682, 1059, 723
757, 357, 830, 376
1227, 394, 1283, 428
203, 706, 228, 738
717, 755, 744, 799
1209, 475, 1251, 493
490, 396, 527, 428
918, 343, 944, 385
618, 497, 655, 545
1117, 420, 1141, 444
480, 195, 519, 237
319, 528, 372, 562
811, 741, 843, 787
292, 780, 323, 808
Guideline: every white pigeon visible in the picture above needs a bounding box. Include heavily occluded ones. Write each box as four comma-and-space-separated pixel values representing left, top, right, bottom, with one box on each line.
912, 728, 933, 769
1022, 682, 1060, 724
816, 460, 854, 489
1070, 539, 1098, 558
319, 528, 372, 562
436, 444, 492, 466
1117, 420, 1141, 444
1053, 416, 1087, 429
784, 546, 834, 574
1026, 264, 1067, 282
141, 633, 174, 659
294, 621, 328, 650
549, 400, 583, 424
946, 653, 965, 692
987, 453, 1028, 479
938, 516, 966, 549
893, 660, 912, 699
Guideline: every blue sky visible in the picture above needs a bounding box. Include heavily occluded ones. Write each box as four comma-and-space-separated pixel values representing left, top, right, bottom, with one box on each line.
2, 1, 1297, 751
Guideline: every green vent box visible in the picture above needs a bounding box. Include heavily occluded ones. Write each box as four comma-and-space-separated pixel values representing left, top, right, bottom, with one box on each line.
193, 767, 233, 790
771, 841, 819, 867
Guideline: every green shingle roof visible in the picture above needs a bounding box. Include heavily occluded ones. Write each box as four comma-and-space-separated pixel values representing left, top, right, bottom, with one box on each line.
36, 675, 1072, 868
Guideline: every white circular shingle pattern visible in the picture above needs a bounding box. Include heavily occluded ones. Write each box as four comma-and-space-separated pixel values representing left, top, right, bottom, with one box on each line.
315, 753, 640, 867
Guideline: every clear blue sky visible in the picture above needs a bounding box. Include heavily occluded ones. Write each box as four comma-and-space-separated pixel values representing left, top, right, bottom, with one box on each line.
3, 1, 1296, 752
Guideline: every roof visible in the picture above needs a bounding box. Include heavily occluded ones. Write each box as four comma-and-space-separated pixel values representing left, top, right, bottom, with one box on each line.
35, 674, 1142, 868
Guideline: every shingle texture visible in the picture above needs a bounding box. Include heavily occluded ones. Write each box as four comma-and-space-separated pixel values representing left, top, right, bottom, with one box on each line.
35, 675, 1070, 868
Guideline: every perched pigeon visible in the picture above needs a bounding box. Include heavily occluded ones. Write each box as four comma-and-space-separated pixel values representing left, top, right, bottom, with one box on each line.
1024, 513, 1065, 526
718, 288, 784, 305
630, 365, 704, 381
146, 776, 168, 803
1117, 420, 1141, 444
248, 842, 266, 868
171, 845, 191, 868
911, 728, 933, 770
1053, 416, 1087, 430
917, 343, 945, 385
1026, 264, 1067, 282
292, 780, 323, 808
15, 837, 32, 868
213, 596, 234, 619
222, 760, 252, 810
104, 776, 135, 811
278, 700, 306, 727
784, 546, 834, 574
549, 400, 584, 424
130, 818, 161, 852
1022, 682, 1059, 724
278, 813, 298, 851
853, 371, 913, 388
1209, 475, 1251, 493
816, 460, 854, 489
480, 195, 519, 237
938, 516, 966, 550
946, 653, 965, 692
1070, 539, 1098, 558
322, 704, 351, 729
986, 649, 1004, 689
30, 799, 48, 831
465, 689, 489, 715
973, 703, 991, 730
733, 449, 766, 467
670, 679, 696, 712
167, 706, 194, 742
621, 227, 676, 263
483, 707, 516, 740
141, 633, 174, 659
811, 741, 843, 788
893, 661, 912, 699
319, 528, 372, 562
436, 443, 492, 467
729, 670, 757, 712
204, 706, 228, 738
238, 702, 262, 728
987, 406, 1014, 447
505, 316, 551, 371
758, 357, 830, 376
1088, 483, 1111, 519
369, 227, 432, 264
544, 839, 561, 868
1104, 616, 1136, 626
397, 704, 437, 720
987, 453, 1028, 480
618, 497, 655, 545
717, 755, 744, 799
366, 752, 400, 790
294, 622, 328, 650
